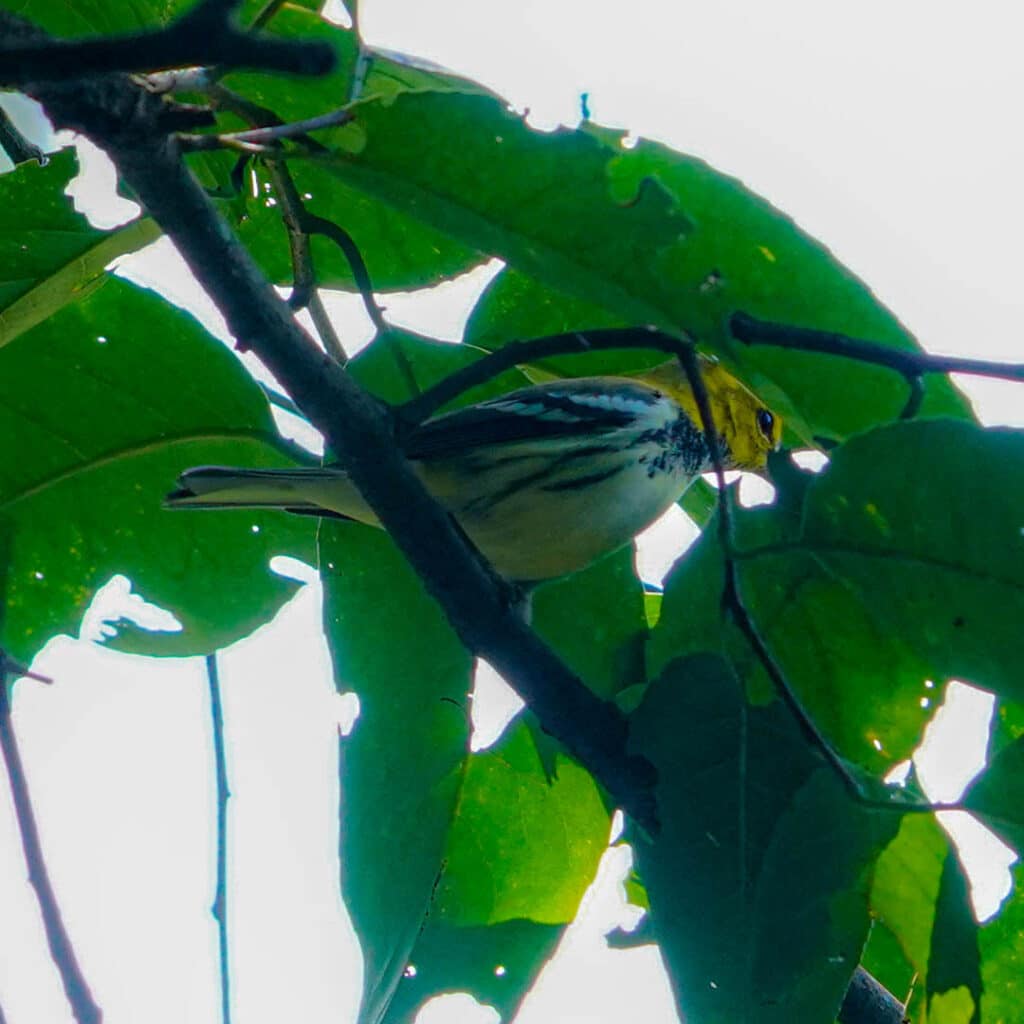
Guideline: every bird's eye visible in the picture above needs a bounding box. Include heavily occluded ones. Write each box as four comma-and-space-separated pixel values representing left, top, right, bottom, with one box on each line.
756, 408, 775, 441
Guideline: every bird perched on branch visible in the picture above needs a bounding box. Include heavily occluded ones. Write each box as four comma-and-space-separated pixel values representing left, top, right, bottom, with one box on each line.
166, 357, 780, 582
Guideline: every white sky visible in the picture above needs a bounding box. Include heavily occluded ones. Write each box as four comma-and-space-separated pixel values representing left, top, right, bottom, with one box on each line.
1, 1, 1022, 1022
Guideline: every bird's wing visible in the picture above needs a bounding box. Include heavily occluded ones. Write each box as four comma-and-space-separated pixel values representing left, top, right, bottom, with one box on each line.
405, 377, 664, 461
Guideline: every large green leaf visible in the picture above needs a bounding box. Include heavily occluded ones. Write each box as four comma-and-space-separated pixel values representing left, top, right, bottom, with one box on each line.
433, 719, 609, 928
629, 652, 898, 1024
979, 869, 1024, 1024
0, 149, 160, 348
0, 0, 183, 33
316, 90, 690, 320
964, 732, 1024, 854
532, 547, 646, 700
650, 420, 1024, 770
325, 521, 473, 1024
928, 849, 981, 1020
869, 814, 949, 992
603, 140, 971, 443
329, 333, 622, 1023
304, 90, 969, 442
325, 530, 605, 1024
0, 275, 313, 660
382, 919, 561, 1024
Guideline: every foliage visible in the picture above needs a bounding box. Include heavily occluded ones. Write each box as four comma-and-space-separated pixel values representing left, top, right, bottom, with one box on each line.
2, 3, 1023, 1024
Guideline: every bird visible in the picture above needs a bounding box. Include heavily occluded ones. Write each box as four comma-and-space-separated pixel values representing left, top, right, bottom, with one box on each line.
166, 356, 781, 583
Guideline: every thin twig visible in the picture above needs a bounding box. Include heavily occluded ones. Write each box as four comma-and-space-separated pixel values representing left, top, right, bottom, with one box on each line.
303, 214, 388, 335
730, 311, 1024, 384
676, 348, 868, 800
205, 83, 331, 154
840, 966, 908, 1024
0, 0, 335, 84
264, 161, 347, 361
398, 326, 690, 426
900, 375, 925, 420
177, 108, 353, 152
206, 654, 232, 1024
0, 656, 101, 1024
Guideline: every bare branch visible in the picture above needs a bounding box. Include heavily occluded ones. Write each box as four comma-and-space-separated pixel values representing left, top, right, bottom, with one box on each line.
840, 966, 908, 1024
399, 326, 690, 426
731, 311, 1024, 384
0, 656, 101, 1024
0, 0, 335, 85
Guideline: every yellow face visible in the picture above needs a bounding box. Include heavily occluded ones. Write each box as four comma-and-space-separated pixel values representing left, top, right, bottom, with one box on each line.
636, 356, 782, 471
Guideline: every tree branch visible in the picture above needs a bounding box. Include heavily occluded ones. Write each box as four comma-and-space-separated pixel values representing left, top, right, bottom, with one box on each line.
399, 326, 688, 426
20, 45, 658, 831
840, 966, 908, 1024
730, 311, 1024, 384
0, 106, 45, 165
0, 657, 101, 1024
0, 0, 335, 85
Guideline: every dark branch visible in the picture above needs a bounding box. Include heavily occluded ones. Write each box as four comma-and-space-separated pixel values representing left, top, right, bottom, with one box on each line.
0, 107, 45, 165
399, 326, 688, 426
676, 349, 868, 801
0, 0, 335, 85
20, 46, 658, 831
302, 213, 388, 335
0, 657, 101, 1024
731, 311, 1024, 384
206, 655, 232, 1024
840, 966, 908, 1024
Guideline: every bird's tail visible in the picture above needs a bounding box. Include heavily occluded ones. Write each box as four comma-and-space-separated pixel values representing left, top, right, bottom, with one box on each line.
165, 465, 365, 521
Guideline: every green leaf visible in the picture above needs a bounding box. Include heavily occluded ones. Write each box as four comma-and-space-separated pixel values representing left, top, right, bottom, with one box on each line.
928, 849, 981, 1020
382, 919, 561, 1024
963, 732, 1024, 854
0, 149, 160, 348
799, 420, 1024, 702
325, 521, 472, 1024
434, 720, 609, 927
858, 920, 916, 1014
629, 652, 898, 1024
532, 547, 646, 699
232, 156, 486, 294
307, 91, 969, 441
869, 814, 949, 985
651, 420, 1024, 769
325, 536, 606, 1023
978, 867, 1024, 1024
220, 5, 361, 125
0, 0, 185, 33
214, 11, 486, 292
0, 276, 313, 660
602, 139, 972, 443
929, 988, 978, 1024
378, 718, 608, 1023
314, 91, 691, 321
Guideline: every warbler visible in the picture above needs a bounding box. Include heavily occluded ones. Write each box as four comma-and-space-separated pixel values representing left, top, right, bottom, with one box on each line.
166, 357, 780, 582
